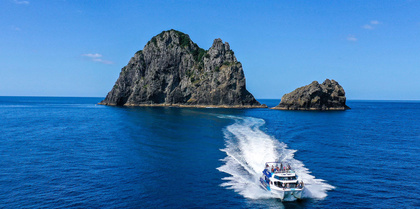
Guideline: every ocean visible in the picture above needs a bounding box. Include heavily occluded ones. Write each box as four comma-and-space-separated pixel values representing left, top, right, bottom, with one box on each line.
0, 97, 419, 208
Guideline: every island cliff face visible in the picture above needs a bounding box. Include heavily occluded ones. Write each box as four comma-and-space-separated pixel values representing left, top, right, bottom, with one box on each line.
273, 79, 350, 110
99, 30, 264, 108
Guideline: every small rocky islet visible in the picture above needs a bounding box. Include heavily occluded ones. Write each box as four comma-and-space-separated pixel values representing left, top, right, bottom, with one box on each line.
272, 79, 350, 110
100, 29, 349, 110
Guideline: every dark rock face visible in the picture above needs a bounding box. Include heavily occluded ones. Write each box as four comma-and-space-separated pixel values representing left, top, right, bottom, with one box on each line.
99, 29, 264, 108
273, 79, 350, 110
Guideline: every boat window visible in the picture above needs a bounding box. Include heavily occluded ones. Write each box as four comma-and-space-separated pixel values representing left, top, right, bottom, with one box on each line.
274, 175, 296, 181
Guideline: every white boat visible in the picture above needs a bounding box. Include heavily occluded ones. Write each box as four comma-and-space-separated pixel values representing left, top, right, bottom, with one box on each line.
259, 162, 304, 200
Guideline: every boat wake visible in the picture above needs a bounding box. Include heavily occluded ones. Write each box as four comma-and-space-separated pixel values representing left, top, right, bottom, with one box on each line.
216, 116, 334, 200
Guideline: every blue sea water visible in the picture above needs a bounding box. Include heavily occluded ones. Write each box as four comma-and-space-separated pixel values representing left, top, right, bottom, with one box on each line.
0, 97, 419, 208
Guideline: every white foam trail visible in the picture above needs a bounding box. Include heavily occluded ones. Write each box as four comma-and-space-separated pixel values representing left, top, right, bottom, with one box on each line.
216, 116, 334, 200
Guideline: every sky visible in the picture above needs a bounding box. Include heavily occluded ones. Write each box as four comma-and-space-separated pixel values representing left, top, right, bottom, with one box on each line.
1, 0, 419, 100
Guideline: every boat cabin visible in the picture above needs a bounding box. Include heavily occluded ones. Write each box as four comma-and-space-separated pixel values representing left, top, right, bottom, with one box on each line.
262, 162, 304, 190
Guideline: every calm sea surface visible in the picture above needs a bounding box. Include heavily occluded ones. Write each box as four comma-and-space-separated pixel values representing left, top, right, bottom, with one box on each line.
0, 97, 419, 208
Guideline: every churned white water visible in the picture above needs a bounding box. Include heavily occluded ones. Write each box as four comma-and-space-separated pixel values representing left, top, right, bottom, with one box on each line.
216, 116, 334, 200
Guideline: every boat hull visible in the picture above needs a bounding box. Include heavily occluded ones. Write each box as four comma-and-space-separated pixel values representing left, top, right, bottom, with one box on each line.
270, 188, 303, 201
260, 177, 303, 201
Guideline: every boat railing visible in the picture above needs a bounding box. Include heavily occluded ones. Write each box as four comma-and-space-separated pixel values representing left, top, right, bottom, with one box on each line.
274, 169, 295, 174
273, 181, 305, 189
265, 167, 295, 174
265, 162, 294, 173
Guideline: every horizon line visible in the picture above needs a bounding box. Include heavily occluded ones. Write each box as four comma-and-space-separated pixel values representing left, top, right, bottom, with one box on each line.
1, 95, 419, 102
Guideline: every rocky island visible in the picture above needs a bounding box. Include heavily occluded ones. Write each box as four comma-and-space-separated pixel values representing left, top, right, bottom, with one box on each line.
99, 30, 265, 108
273, 79, 350, 110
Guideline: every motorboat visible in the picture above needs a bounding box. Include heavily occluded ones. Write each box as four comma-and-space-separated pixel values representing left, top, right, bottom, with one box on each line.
259, 162, 304, 200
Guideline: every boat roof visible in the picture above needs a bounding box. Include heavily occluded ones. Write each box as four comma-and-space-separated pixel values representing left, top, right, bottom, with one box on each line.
270, 178, 298, 183
274, 172, 296, 176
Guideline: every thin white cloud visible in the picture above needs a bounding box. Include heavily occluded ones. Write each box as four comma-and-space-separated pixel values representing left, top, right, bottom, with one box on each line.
93, 58, 114, 65
82, 53, 113, 64
362, 20, 381, 30
362, 24, 373, 30
82, 53, 102, 58
13, 0, 29, 5
370, 20, 380, 25
11, 26, 21, 31
347, 35, 357, 42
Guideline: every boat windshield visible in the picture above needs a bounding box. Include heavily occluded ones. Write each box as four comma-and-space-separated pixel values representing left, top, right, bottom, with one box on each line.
273, 181, 304, 189
274, 175, 296, 181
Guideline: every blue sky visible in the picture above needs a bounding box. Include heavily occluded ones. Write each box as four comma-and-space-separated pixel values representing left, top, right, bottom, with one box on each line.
1, 0, 419, 100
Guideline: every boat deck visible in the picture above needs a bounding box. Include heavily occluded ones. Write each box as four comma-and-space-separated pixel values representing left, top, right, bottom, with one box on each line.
265, 162, 295, 174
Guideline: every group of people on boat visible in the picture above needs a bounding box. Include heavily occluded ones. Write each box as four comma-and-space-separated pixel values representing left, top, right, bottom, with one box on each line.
265, 163, 292, 173
278, 181, 304, 190
297, 181, 304, 188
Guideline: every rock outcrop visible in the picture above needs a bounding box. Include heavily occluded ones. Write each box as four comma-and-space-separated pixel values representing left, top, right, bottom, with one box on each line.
99, 29, 265, 108
273, 79, 350, 110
